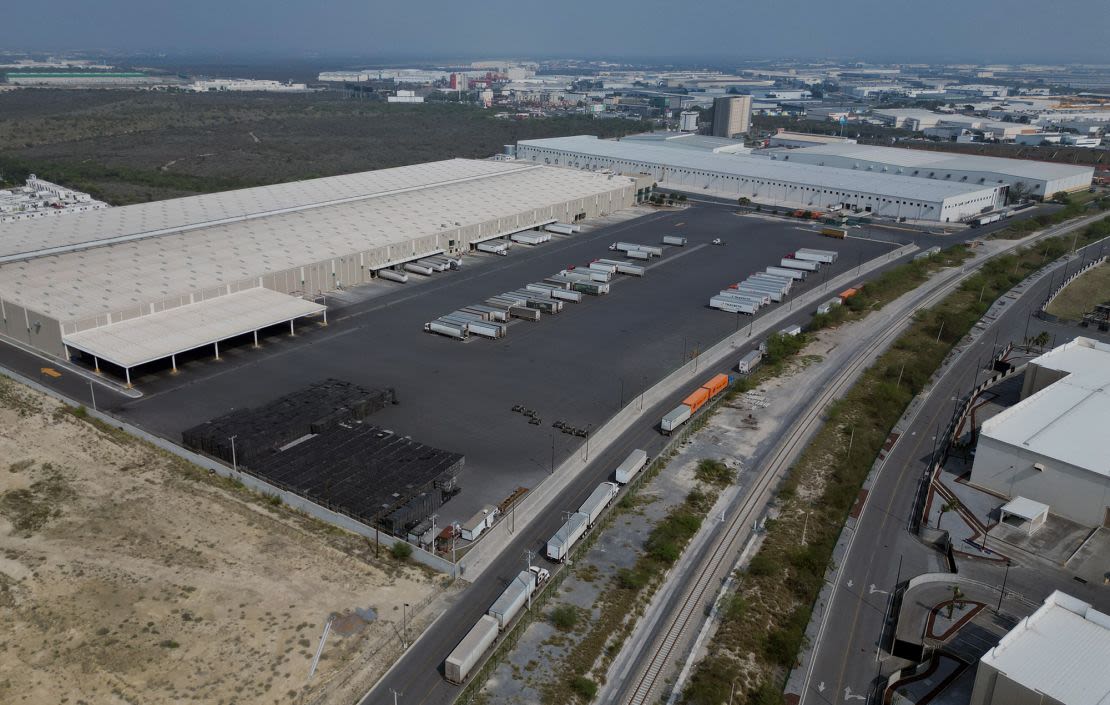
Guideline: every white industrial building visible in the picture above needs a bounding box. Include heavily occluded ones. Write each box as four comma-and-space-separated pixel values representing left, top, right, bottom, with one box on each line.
516, 135, 1004, 223
188, 79, 308, 92
621, 132, 751, 154
767, 130, 858, 149
970, 590, 1110, 705
774, 143, 1093, 198
0, 175, 108, 223
970, 337, 1110, 528
0, 160, 635, 379
872, 109, 1041, 140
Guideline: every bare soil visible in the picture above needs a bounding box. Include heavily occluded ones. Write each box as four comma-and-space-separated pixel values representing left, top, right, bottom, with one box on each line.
0, 375, 451, 705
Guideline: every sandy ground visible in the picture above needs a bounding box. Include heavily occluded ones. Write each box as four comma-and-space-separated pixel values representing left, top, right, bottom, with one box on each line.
0, 375, 454, 705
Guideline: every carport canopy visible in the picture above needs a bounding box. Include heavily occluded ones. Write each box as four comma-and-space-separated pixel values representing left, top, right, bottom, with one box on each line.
63, 287, 326, 380
1000, 496, 1049, 534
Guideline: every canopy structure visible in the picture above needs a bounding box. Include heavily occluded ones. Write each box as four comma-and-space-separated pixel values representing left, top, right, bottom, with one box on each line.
999, 496, 1049, 535
63, 287, 325, 385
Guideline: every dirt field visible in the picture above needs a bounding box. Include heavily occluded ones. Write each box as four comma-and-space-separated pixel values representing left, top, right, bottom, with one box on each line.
1046, 260, 1109, 320
0, 374, 455, 705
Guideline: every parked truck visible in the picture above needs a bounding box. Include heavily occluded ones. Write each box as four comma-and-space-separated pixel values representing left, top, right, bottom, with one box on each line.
615, 449, 649, 484
487, 570, 538, 630
780, 257, 819, 272
546, 512, 589, 561
970, 213, 1001, 228
820, 227, 848, 239
578, 482, 619, 526
766, 265, 806, 281
795, 248, 838, 264
737, 349, 762, 374
662, 235, 687, 246
476, 241, 510, 256
445, 615, 500, 684
660, 373, 733, 435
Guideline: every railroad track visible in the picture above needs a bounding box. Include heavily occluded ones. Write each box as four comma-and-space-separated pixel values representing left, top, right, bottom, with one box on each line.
624, 265, 969, 705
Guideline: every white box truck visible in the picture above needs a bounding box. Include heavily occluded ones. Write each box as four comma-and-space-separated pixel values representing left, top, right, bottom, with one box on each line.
546, 512, 589, 561
445, 615, 499, 684
737, 349, 763, 374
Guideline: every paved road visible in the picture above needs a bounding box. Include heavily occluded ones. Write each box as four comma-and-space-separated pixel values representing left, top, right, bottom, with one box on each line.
796, 223, 1110, 705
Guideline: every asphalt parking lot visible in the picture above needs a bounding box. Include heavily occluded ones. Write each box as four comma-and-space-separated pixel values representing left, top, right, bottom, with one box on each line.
104, 203, 900, 522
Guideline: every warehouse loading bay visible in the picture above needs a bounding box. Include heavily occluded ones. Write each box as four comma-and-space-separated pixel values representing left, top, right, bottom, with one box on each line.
52, 205, 930, 529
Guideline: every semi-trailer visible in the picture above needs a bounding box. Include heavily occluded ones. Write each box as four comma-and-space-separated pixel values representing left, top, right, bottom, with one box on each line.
970, 213, 1001, 227
561, 268, 611, 283
749, 273, 792, 293
626, 249, 651, 261
662, 235, 688, 246
578, 482, 619, 526
710, 297, 758, 314
468, 321, 507, 339
525, 283, 583, 302
780, 324, 802, 337
718, 290, 766, 306
816, 298, 841, 315
425, 320, 468, 339
476, 241, 510, 256
820, 227, 848, 239
445, 615, 500, 684
545, 222, 579, 235
725, 287, 770, 305
614, 449, 648, 484
377, 269, 409, 284
572, 281, 609, 296
509, 306, 541, 321
511, 232, 551, 245
488, 570, 538, 630
661, 405, 692, 434
595, 258, 645, 276
546, 512, 589, 561
611, 242, 661, 257
737, 349, 762, 374
588, 261, 618, 274
795, 248, 838, 264
418, 257, 450, 272
780, 257, 819, 272
404, 262, 435, 276
766, 265, 806, 281
738, 283, 784, 302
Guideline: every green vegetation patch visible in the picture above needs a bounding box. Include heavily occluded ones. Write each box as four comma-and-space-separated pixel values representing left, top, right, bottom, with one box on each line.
1045, 261, 1110, 321
0, 465, 75, 536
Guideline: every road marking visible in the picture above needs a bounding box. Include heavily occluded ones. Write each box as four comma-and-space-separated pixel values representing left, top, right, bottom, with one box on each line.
846, 579, 853, 588
844, 687, 866, 701
869, 584, 889, 595
818, 682, 825, 693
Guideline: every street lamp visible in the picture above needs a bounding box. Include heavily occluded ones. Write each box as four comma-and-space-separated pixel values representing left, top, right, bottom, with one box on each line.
229, 435, 238, 472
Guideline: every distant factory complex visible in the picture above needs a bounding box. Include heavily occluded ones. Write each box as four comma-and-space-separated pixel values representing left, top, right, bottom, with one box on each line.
0, 160, 636, 378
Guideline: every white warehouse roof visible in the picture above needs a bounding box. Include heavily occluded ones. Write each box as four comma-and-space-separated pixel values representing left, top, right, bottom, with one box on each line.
518, 135, 997, 203
779, 142, 1093, 184
978, 591, 1110, 705
0, 159, 534, 263
981, 337, 1110, 477
0, 160, 631, 324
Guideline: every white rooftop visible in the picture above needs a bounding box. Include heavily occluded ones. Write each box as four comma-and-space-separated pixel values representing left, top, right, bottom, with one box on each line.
62, 287, 325, 369
783, 142, 1093, 182
0, 160, 628, 323
980, 590, 1110, 705
999, 496, 1049, 521
0, 159, 531, 262
518, 135, 998, 203
982, 337, 1110, 477
621, 133, 751, 154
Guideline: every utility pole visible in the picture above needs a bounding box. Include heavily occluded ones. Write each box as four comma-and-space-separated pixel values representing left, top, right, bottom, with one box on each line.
550, 431, 555, 474
229, 435, 238, 472
88, 379, 97, 412
524, 550, 536, 609
935, 319, 945, 344
847, 426, 855, 459
896, 362, 905, 388
639, 375, 646, 412
996, 559, 1011, 613
403, 603, 410, 647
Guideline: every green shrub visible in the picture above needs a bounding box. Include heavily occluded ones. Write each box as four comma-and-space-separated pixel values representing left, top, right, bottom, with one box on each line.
390, 541, 413, 561
550, 604, 579, 631
695, 459, 733, 487
570, 675, 597, 699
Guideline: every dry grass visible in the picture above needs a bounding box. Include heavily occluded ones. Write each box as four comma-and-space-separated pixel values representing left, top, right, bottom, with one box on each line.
0, 374, 445, 705
1046, 261, 1110, 320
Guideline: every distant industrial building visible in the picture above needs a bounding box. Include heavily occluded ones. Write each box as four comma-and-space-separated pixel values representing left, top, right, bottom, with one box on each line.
387, 89, 424, 103
767, 130, 858, 149
712, 95, 752, 138
0, 160, 635, 379
970, 337, 1110, 528
0, 175, 108, 224
873, 109, 1040, 141
773, 143, 1093, 198
621, 132, 751, 155
2, 71, 174, 88
318, 71, 372, 82
189, 79, 308, 92
516, 135, 1004, 223
970, 590, 1110, 705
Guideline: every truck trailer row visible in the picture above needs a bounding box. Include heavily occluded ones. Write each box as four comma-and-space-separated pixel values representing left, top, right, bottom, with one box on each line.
660, 373, 732, 435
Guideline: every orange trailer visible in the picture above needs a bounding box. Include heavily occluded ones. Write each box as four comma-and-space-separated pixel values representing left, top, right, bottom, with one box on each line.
682, 388, 711, 413
701, 373, 730, 398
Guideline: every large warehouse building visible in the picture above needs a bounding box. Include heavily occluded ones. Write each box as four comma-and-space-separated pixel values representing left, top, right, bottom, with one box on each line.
970, 337, 1110, 528
517, 135, 1005, 222
970, 590, 1110, 705
771, 143, 1094, 198
0, 159, 636, 379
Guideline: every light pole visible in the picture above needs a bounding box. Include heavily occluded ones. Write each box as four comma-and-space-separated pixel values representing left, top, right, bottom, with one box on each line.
584, 424, 593, 463
639, 375, 647, 412
403, 603, 410, 647
229, 435, 238, 472
88, 379, 97, 412
996, 559, 1011, 613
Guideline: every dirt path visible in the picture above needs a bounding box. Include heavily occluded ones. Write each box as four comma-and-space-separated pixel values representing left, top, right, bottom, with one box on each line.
0, 375, 450, 705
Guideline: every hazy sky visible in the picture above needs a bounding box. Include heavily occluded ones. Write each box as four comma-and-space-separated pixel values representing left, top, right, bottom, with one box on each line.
2, 0, 1106, 64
